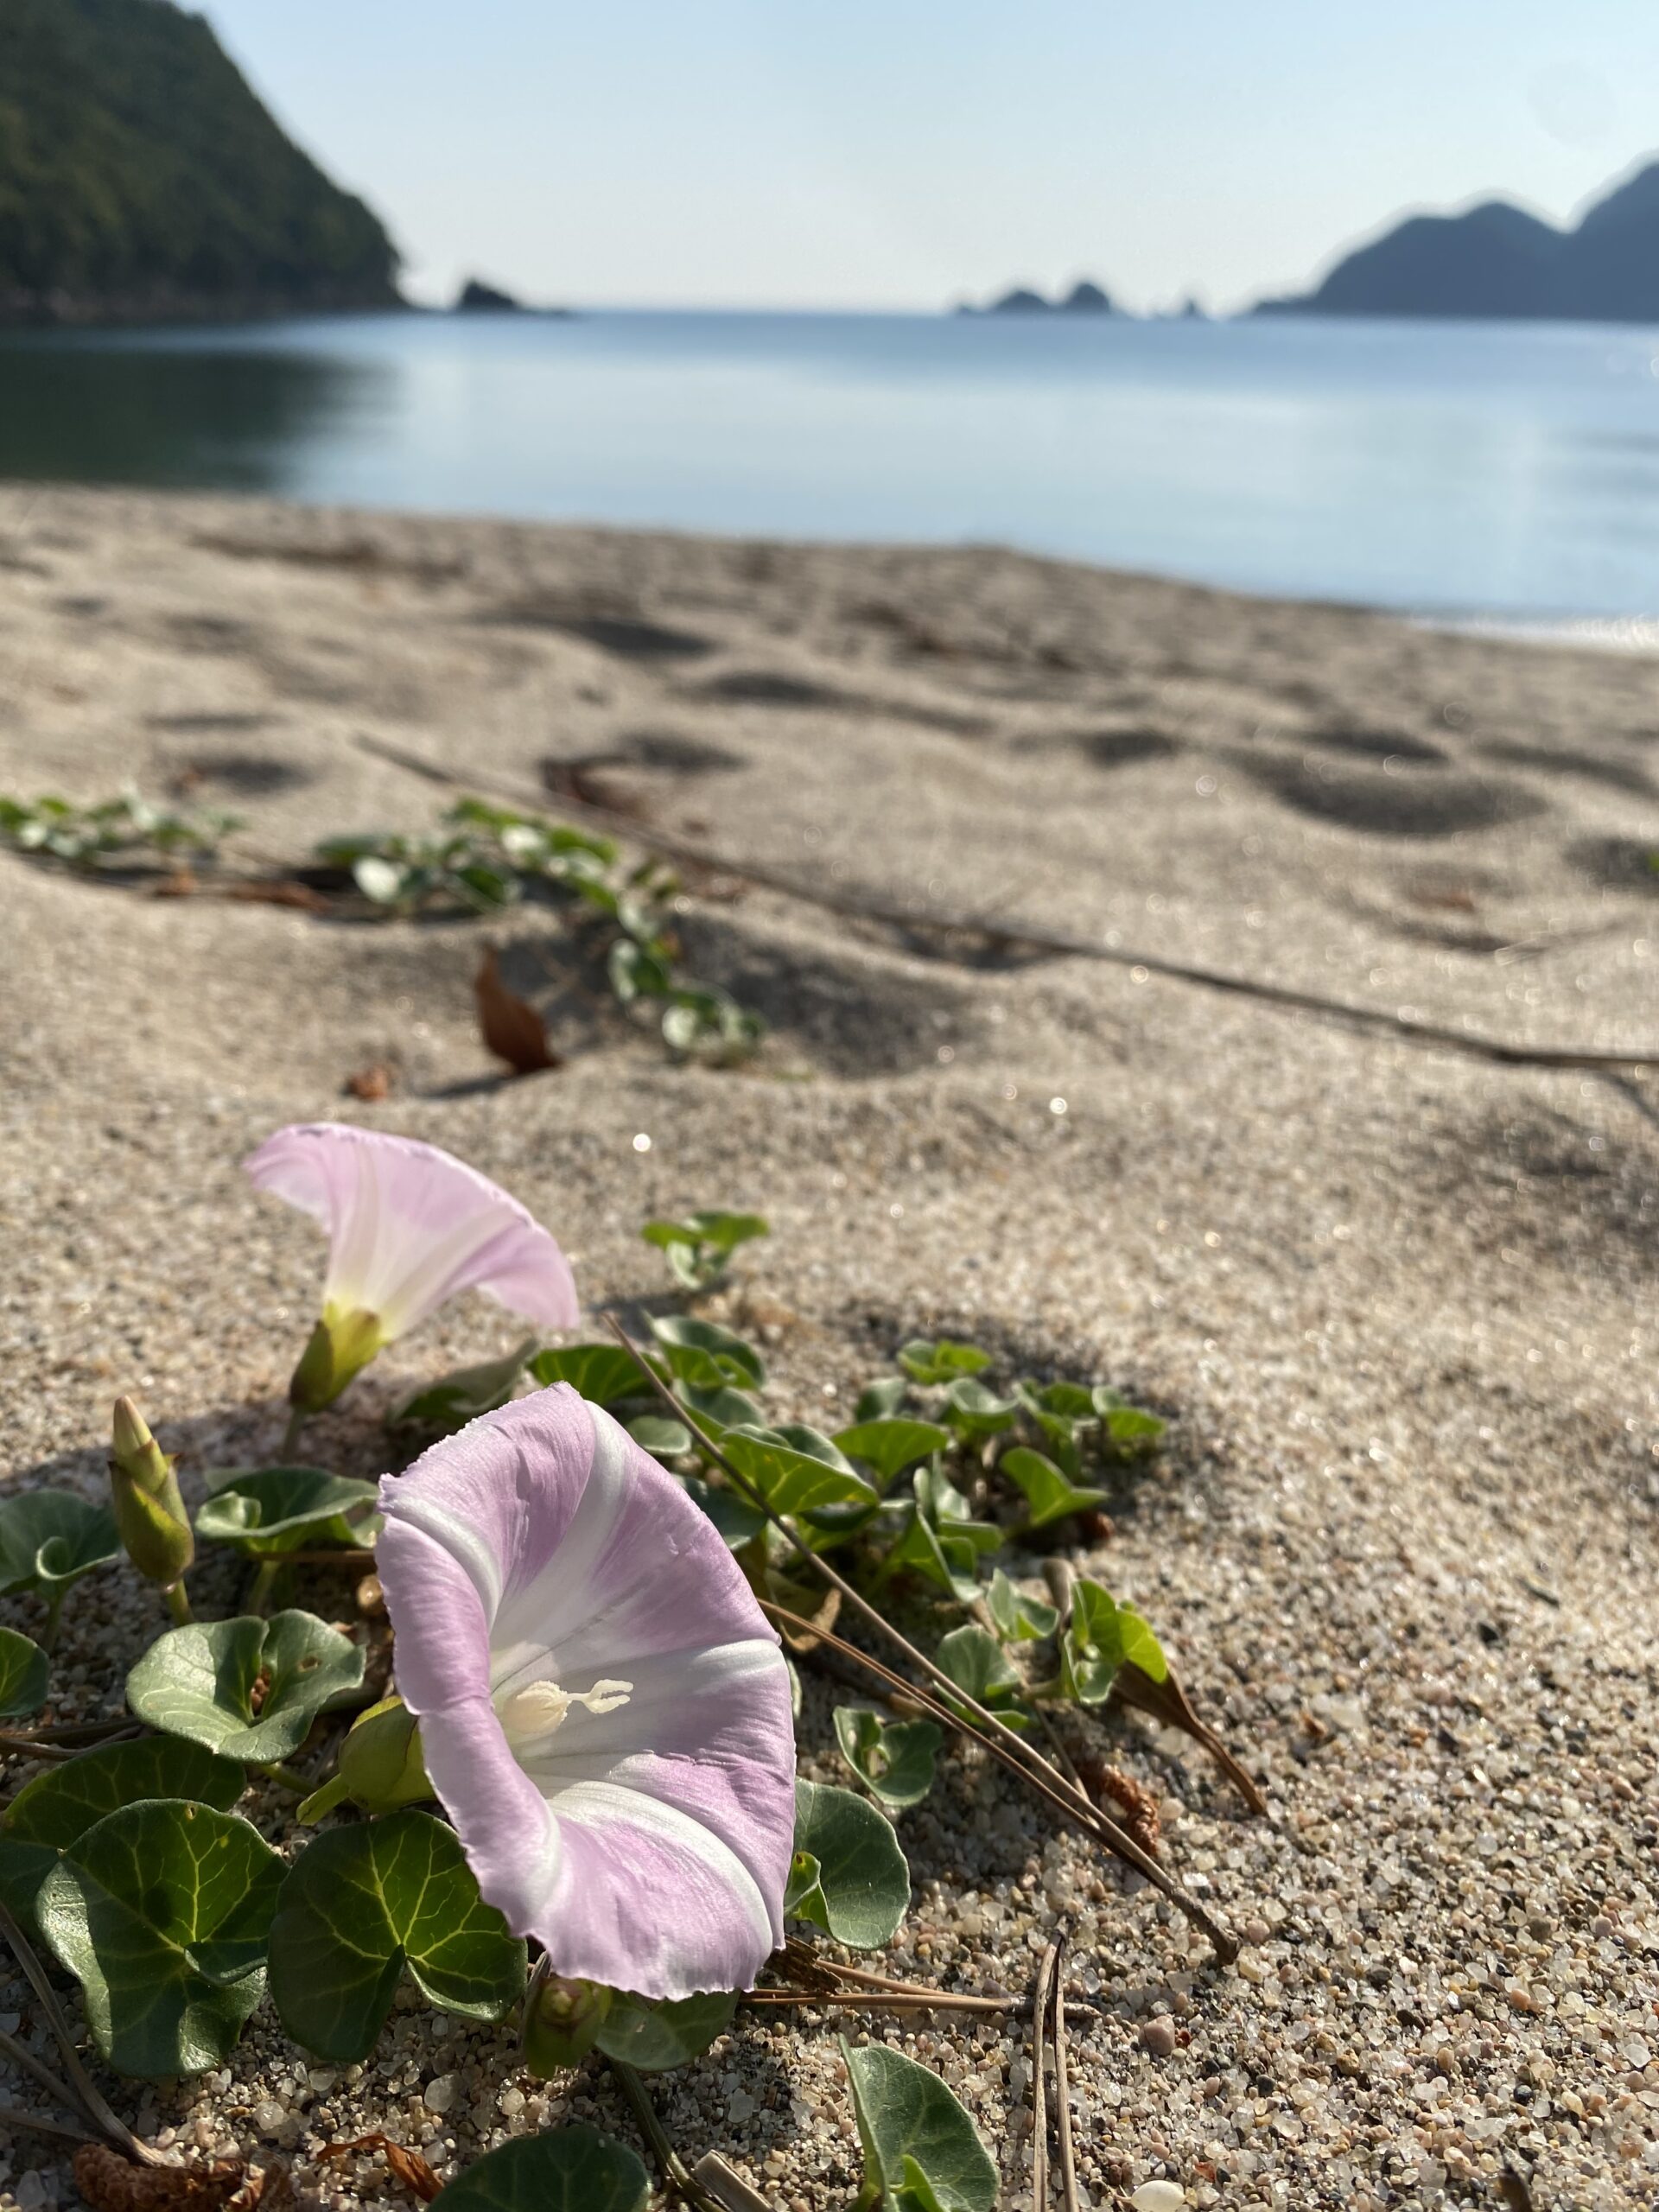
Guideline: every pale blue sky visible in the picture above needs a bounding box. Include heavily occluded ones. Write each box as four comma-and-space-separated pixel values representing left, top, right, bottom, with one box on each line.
204, 1, 1659, 311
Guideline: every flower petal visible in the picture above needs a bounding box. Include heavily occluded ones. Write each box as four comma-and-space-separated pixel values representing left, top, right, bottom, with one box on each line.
245, 1123, 578, 1338
376, 1387, 796, 1999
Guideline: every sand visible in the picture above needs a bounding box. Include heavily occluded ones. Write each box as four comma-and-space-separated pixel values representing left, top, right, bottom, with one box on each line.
0, 484, 1656, 2211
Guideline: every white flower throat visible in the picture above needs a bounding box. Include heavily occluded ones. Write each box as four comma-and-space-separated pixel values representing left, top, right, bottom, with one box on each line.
496, 1677, 633, 1745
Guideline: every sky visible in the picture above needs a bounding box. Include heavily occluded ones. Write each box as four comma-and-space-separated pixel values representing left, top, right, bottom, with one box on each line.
204, 1, 1659, 313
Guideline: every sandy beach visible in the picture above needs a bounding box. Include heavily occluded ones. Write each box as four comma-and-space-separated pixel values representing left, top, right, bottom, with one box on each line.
1, 483, 1656, 2209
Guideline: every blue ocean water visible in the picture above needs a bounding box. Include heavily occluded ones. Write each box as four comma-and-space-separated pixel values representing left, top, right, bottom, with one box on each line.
4, 308, 1657, 626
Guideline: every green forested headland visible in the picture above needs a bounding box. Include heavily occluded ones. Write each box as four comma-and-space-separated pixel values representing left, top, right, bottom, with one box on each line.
0, 0, 401, 321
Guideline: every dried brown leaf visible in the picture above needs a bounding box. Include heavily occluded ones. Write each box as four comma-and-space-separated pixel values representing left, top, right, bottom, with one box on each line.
1497, 2168, 1535, 2212
73, 2145, 251, 2211
1114, 1660, 1270, 1815
1078, 1760, 1162, 1858
345, 1062, 394, 1102
474, 947, 561, 1075
318, 2134, 442, 2203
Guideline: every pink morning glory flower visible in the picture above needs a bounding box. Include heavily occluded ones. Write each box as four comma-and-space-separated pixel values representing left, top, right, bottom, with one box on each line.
245, 1123, 578, 1415
374, 1384, 797, 1999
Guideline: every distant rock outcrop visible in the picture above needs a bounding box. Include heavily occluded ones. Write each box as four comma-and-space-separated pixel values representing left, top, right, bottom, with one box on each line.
961, 277, 1116, 315
455, 277, 522, 312
1256, 155, 1659, 322
0, 0, 401, 326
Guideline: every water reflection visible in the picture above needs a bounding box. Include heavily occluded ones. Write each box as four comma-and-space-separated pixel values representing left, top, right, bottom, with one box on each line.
0, 334, 385, 492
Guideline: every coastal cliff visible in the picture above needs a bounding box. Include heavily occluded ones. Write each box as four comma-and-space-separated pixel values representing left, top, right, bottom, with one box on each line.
0, 0, 401, 325
1257, 155, 1659, 322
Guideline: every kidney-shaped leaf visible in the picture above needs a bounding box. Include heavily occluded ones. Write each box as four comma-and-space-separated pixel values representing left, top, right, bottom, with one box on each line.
935, 1625, 1027, 1726
0, 1626, 48, 1719
897, 1341, 990, 1386
834, 1706, 944, 1812
36, 1800, 283, 2075
649, 1314, 766, 1391
431, 2127, 650, 2212
194, 1468, 380, 1558
842, 2039, 998, 2212
269, 1809, 525, 2061
526, 1344, 650, 1406
0, 1736, 245, 1931
127, 1611, 365, 1762
1062, 1580, 1166, 1705
833, 1419, 950, 1488
997, 1446, 1107, 1531
784, 1779, 909, 1948
722, 1427, 876, 1520
0, 1490, 119, 1602
387, 1339, 537, 1438
593, 1987, 737, 2073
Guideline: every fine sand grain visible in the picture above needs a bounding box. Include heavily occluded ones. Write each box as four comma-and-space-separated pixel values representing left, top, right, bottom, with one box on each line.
1, 486, 1656, 2210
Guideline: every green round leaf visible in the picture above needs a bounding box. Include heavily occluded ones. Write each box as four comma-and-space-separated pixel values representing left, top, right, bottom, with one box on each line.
853, 1376, 909, 1423
1092, 1388, 1168, 1451
37, 1800, 283, 2075
628, 1414, 693, 1459
1062, 1580, 1166, 1704
723, 1427, 876, 1520
0, 1490, 119, 1601
430, 2127, 650, 2211
593, 1987, 737, 2072
785, 1779, 909, 1948
832, 1419, 950, 1487
943, 1378, 1018, 1438
0, 1627, 48, 1719
833, 1706, 944, 1812
0, 1736, 244, 1932
985, 1569, 1058, 1644
270, 1810, 525, 2061
388, 1340, 537, 1437
935, 1625, 1027, 1719
527, 1344, 652, 1406
194, 1468, 380, 1559
842, 2038, 998, 2212
677, 1474, 766, 1551
127, 1611, 365, 1761
898, 1340, 990, 1386
649, 1314, 767, 1391
997, 1446, 1108, 1531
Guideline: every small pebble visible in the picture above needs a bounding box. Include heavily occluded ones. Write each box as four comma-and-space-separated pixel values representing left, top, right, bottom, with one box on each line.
424, 2073, 457, 2114
1132, 2185, 1186, 2212
1140, 2016, 1179, 2057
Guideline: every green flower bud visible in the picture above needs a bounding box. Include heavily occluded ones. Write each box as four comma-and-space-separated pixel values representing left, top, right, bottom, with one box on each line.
296, 1695, 429, 1822
522, 1967, 611, 2075
288, 1302, 386, 1415
109, 1395, 194, 1589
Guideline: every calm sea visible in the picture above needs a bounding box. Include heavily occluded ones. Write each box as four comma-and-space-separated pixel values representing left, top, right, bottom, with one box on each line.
3, 309, 1656, 631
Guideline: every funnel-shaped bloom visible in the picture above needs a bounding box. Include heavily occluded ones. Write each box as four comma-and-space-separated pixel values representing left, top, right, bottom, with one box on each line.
375, 1385, 796, 1999
245, 1124, 579, 1414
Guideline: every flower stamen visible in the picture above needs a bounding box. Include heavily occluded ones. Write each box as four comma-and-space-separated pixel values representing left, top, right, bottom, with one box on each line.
496, 1677, 634, 1746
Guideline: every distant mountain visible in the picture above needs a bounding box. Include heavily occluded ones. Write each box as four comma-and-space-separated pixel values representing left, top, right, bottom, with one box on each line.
0, 0, 401, 324
957, 276, 1116, 316
1256, 156, 1659, 322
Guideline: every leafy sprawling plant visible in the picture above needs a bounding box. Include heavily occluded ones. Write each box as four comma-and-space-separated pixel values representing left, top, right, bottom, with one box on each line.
0, 1179, 1205, 2209
317, 798, 763, 1060
0, 791, 241, 871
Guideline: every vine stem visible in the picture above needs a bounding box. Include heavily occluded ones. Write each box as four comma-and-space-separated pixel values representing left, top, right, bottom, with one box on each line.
280, 1406, 307, 1459
744, 1986, 1100, 2023
0, 2102, 96, 2148
608, 2058, 725, 2210
0, 1896, 161, 2164
164, 1580, 193, 1626
0, 1732, 79, 1764
258, 1761, 311, 1794
247, 1560, 281, 1616
603, 1316, 1238, 1964
763, 1593, 1236, 1963
1030, 1939, 1059, 2209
